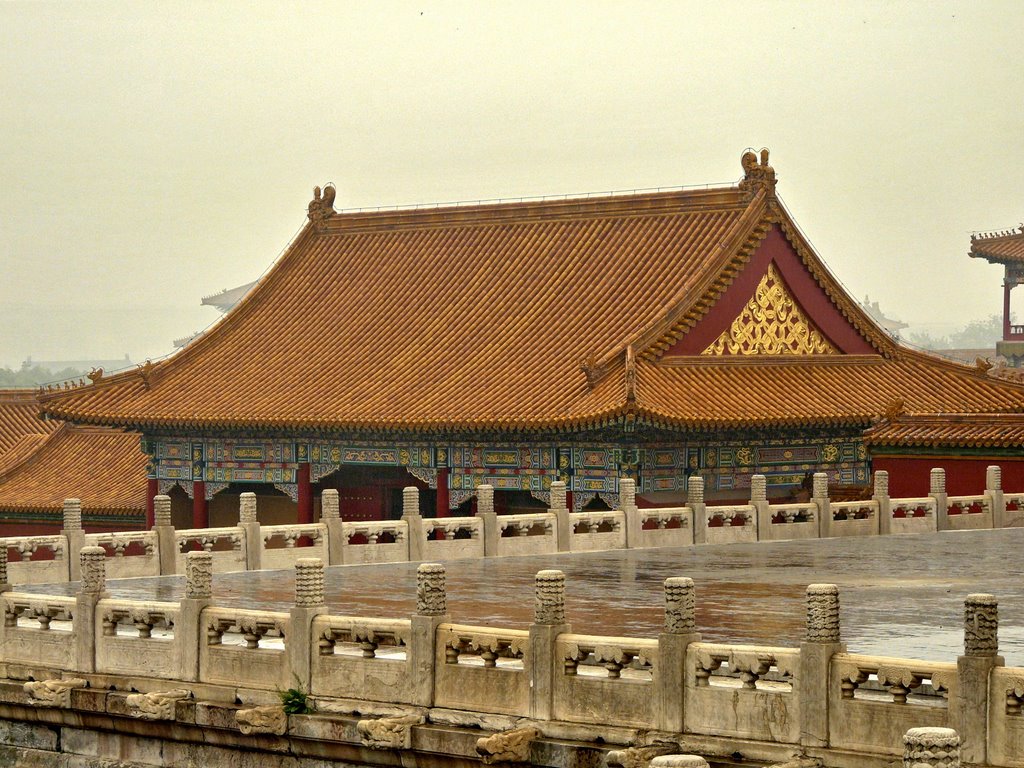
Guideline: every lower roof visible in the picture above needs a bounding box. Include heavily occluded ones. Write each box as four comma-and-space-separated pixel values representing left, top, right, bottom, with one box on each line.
0, 425, 147, 515
864, 413, 1024, 449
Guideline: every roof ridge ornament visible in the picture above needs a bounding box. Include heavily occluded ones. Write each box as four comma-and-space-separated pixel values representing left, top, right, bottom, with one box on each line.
307, 184, 337, 229
738, 148, 777, 201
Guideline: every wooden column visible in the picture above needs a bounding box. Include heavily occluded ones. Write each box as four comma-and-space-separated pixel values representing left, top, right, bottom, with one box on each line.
145, 478, 158, 529
435, 467, 450, 518
1004, 279, 1012, 340
192, 480, 208, 529
565, 489, 574, 513
297, 462, 313, 524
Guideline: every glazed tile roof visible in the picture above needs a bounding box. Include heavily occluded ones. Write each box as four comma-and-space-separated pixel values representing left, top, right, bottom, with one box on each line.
39, 156, 1024, 432
0, 390, 58, 460
969, 226, 1024, 264
864, 414, 1024, 449
0, 425, 147, 515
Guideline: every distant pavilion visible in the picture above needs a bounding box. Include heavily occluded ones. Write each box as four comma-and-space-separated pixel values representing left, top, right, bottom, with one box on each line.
970, 225, 1024, 366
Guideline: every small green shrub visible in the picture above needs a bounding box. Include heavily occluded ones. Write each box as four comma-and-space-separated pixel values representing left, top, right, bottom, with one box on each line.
278, 686, 310, 715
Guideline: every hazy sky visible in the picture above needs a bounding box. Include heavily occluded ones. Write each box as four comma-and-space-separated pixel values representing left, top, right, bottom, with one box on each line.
2, 1, 1022, 371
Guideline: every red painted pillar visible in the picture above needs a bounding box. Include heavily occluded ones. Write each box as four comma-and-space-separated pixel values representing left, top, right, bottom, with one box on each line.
297, 463, 313, 524
192, 481, 208, 529
145, 478, 158, 529
435, 468, 450, 518
566, 489, 574, 513
1004, 281, 1013, 340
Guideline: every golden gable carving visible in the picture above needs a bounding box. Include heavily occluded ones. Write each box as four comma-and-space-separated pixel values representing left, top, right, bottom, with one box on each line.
702, 264, 837, 355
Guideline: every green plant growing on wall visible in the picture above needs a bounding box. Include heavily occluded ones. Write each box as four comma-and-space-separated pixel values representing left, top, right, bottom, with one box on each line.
278, 683, 311, 715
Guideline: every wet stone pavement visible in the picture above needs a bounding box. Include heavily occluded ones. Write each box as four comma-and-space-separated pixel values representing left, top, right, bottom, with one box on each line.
24, 527, 1024, 665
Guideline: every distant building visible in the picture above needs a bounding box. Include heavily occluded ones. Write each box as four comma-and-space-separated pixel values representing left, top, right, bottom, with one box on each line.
19, 355, 134, 382
173, 282, 257, 348
41, 150, 1024, 526
859, 296, 907, 340
969, 224, 1024, 366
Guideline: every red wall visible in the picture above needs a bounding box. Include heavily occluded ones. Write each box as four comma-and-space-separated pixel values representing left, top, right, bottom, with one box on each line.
872, 456, 1024, 497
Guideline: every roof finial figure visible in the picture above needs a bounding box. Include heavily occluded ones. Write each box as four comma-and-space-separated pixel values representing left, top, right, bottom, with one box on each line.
307, 184, 337, 227
738, 147, 777, 201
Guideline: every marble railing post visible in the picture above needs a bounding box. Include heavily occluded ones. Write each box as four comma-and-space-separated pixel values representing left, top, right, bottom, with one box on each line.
620, 478, 643, 548
750, 475, 769, 540
953, 594, 1003, 764
812, 472, 832, 538
656, 577, 700, 731
529, 570, 570, 719
800, 583, 845, 747
986, 465, 1007, 528
320, 489, 345, 565
153, 494, 177, 575
178, 551, 212, 682
410, 563, 448, 706
931, 468, 950, 531
873, 470, 892, 535
689, 477, 707, 545
403, 487, 425, 562
903, 727, 961, 768
288, 558, 326, 692
238, 492, 262, 571
62, 498, 85, 582
477, 485, 499, 556
75, 546, 107, 673
549, 481, 571, 552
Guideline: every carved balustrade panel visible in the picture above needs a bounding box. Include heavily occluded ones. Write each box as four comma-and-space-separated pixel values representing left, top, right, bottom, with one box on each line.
889, 498, 937, 519
3, 593, 75, 631
317, 616, 410, 660
100, 600, 178, 640
498, 513, 554, 538
559, 633, 657, 681
834, 653, 956, 706
946, 495, 991, 516
831, 500, 878, 521
770, 503, 816, 525
690, 642, 797, 692
441, 623, 528, 670
204, 608, 289, 650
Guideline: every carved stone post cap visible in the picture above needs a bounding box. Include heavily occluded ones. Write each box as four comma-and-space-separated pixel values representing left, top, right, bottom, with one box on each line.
238, 492, 257, 523
930, 467, 946, 494
665, 576, 694, 588
185, 550, 214, 599
966, 593, 997, 606
903, 727, 960, 768
295, 557, 325, 607
80, 545, 107, 594
416, 562, 447, 616
986, 465, 1002, 490
153, 494, 172, 525
805, 583, 841, 643
534, 569, 566, 625
477, 484, 495, 515
664, 577, 696, 634
650, 756, 711, 768
62, 498, 82, 530
964, 592, 998, 656
807, 583, 839, 596
321, 488, 340, 519
402, 486, 419, 517
750, 474, 767, 501
812, 472, 829, 498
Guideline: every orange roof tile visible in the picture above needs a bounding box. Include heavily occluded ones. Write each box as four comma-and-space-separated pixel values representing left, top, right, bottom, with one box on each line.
969, 226, 1024, 264
864, 413, 1024, 449
0, 390, 57, 458
39, 154, 1024, 432
0, 425, 147, 515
